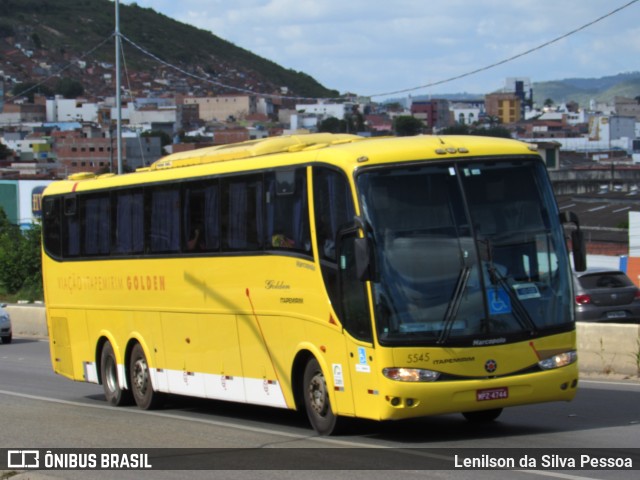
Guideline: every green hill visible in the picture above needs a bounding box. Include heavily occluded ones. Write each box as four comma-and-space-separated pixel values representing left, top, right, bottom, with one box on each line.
532, 73, 640, 107
0, 0, 338, 99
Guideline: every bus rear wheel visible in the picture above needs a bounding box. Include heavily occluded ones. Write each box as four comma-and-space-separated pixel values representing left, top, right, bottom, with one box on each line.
462, 408, 503, 423
129, 343, 163, 410
100, 341, 132, 406
303, 358, 340, 435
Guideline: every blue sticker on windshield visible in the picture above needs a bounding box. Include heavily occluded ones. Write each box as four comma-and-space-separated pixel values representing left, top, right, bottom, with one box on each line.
487, 288, 512, 315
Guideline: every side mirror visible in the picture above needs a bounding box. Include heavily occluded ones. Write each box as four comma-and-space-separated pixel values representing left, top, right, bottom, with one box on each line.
571, 229, 586, 272
560, 211, 587, 272
354, 237, 376, 282
337, 216, 378, 282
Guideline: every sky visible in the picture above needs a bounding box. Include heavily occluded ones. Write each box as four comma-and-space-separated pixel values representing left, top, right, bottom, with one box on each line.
118, 0, 640, 100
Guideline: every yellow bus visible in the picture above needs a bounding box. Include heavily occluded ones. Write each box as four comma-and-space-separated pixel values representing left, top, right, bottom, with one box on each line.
41, 133, 586, 435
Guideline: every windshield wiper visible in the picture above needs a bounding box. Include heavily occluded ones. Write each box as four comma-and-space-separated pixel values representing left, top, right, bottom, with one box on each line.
437, 265, 471, 344
484, 238, 538, 336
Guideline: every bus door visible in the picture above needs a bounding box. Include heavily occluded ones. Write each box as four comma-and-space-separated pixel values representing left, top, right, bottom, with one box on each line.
312, 166, 378, 417
336, 228, 380, 419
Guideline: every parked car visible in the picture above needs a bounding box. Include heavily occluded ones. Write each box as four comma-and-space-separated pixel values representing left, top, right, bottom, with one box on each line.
573, 269, 640, 323
0, 303, 12, 344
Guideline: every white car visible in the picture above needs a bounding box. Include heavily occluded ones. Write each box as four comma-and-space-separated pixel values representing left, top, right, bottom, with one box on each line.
0, 303, 12, 344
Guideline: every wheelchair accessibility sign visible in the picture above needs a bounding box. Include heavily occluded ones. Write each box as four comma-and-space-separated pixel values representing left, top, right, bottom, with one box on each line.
487, 287, 512, 315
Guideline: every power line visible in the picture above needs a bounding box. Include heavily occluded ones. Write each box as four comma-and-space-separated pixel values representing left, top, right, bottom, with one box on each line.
121, 0, 638, 101
120, 34, 324, 102
370, 0, 640, 98
5, 0, 637, 105
4, 34, 115, 103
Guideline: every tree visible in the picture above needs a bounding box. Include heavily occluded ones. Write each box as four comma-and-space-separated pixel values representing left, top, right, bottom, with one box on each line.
31, 32, 42, 49
318, 117, 342, 133
440, 124, 470, 135
473, 126, 513, 139
11, 82, 53, 103
55, 78, 84, 99
0, 209, 43, 299
17, 222, 43, 300
0, 209, 23, 293
393, 116, 424, 136
440, 124, 512, 139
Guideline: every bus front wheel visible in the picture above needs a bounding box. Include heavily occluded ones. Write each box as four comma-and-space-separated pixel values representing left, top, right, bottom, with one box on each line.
462, 408, 503, 423
100, 341, 132, 406
129, 343, 163, 410
303, 358, 340, 435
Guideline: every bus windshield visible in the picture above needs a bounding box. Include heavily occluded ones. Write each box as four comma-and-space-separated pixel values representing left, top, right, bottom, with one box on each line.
356, 158, 573, 347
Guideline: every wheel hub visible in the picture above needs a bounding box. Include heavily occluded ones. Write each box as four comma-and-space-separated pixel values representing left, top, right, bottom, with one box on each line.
133, 359, 149, 395
308, 374, 328, 416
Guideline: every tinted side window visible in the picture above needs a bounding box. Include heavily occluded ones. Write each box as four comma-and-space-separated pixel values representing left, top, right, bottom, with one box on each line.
313, 167, 355, 261
183, 180, 220, 252
42, 197, 62, 258
81, 194, 110, 256
63, 196, 80, 257
313, 167, 356, 311
222, 175, 263, 251
113, 190, 144, 255
265, 168, 311, 256
149, 187, 180, 253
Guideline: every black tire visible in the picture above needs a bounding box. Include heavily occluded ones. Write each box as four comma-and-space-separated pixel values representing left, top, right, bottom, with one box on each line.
1, 334, 11, 344
303, 358, 340, 435
462, 408, 503, 423
100, 341, 132, 406
129, 343, 163, 410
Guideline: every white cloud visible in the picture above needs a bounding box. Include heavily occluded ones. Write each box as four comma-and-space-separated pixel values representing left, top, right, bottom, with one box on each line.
120, 0, 640, 97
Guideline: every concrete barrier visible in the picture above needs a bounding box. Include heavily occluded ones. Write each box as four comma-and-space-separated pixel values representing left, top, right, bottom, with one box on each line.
4, 304, 640, 378
577, 322, 640, 377
6, 304, 48, 337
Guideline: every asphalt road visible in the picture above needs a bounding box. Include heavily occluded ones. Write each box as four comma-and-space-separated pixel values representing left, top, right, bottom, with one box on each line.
0, 336, 639, 480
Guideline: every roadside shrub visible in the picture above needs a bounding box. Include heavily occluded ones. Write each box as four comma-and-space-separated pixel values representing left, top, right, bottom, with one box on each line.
0, 208, 43, 300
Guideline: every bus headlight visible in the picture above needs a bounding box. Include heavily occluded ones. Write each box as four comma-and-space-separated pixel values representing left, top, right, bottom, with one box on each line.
382, 367, 440, 382
538, 350, 577, 370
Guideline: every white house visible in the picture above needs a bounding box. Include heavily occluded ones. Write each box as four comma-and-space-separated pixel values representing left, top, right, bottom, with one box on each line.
295, 102, 355, 120
46, 96, 99, 123
450, 102, 483, 125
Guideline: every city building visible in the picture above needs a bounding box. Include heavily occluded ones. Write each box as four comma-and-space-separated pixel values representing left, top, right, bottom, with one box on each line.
409, 99, 451, 131
450, 101, 485, 125
45, 96, 99, 123
485, 92, 522, 125
183, 95, 258, 122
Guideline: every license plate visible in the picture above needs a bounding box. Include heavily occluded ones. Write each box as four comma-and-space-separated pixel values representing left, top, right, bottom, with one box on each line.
477, 387, 509, 401
606, 311, 627, 319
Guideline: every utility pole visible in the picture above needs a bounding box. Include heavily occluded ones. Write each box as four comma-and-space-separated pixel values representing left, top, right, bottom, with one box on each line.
115, 0, 123, 174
